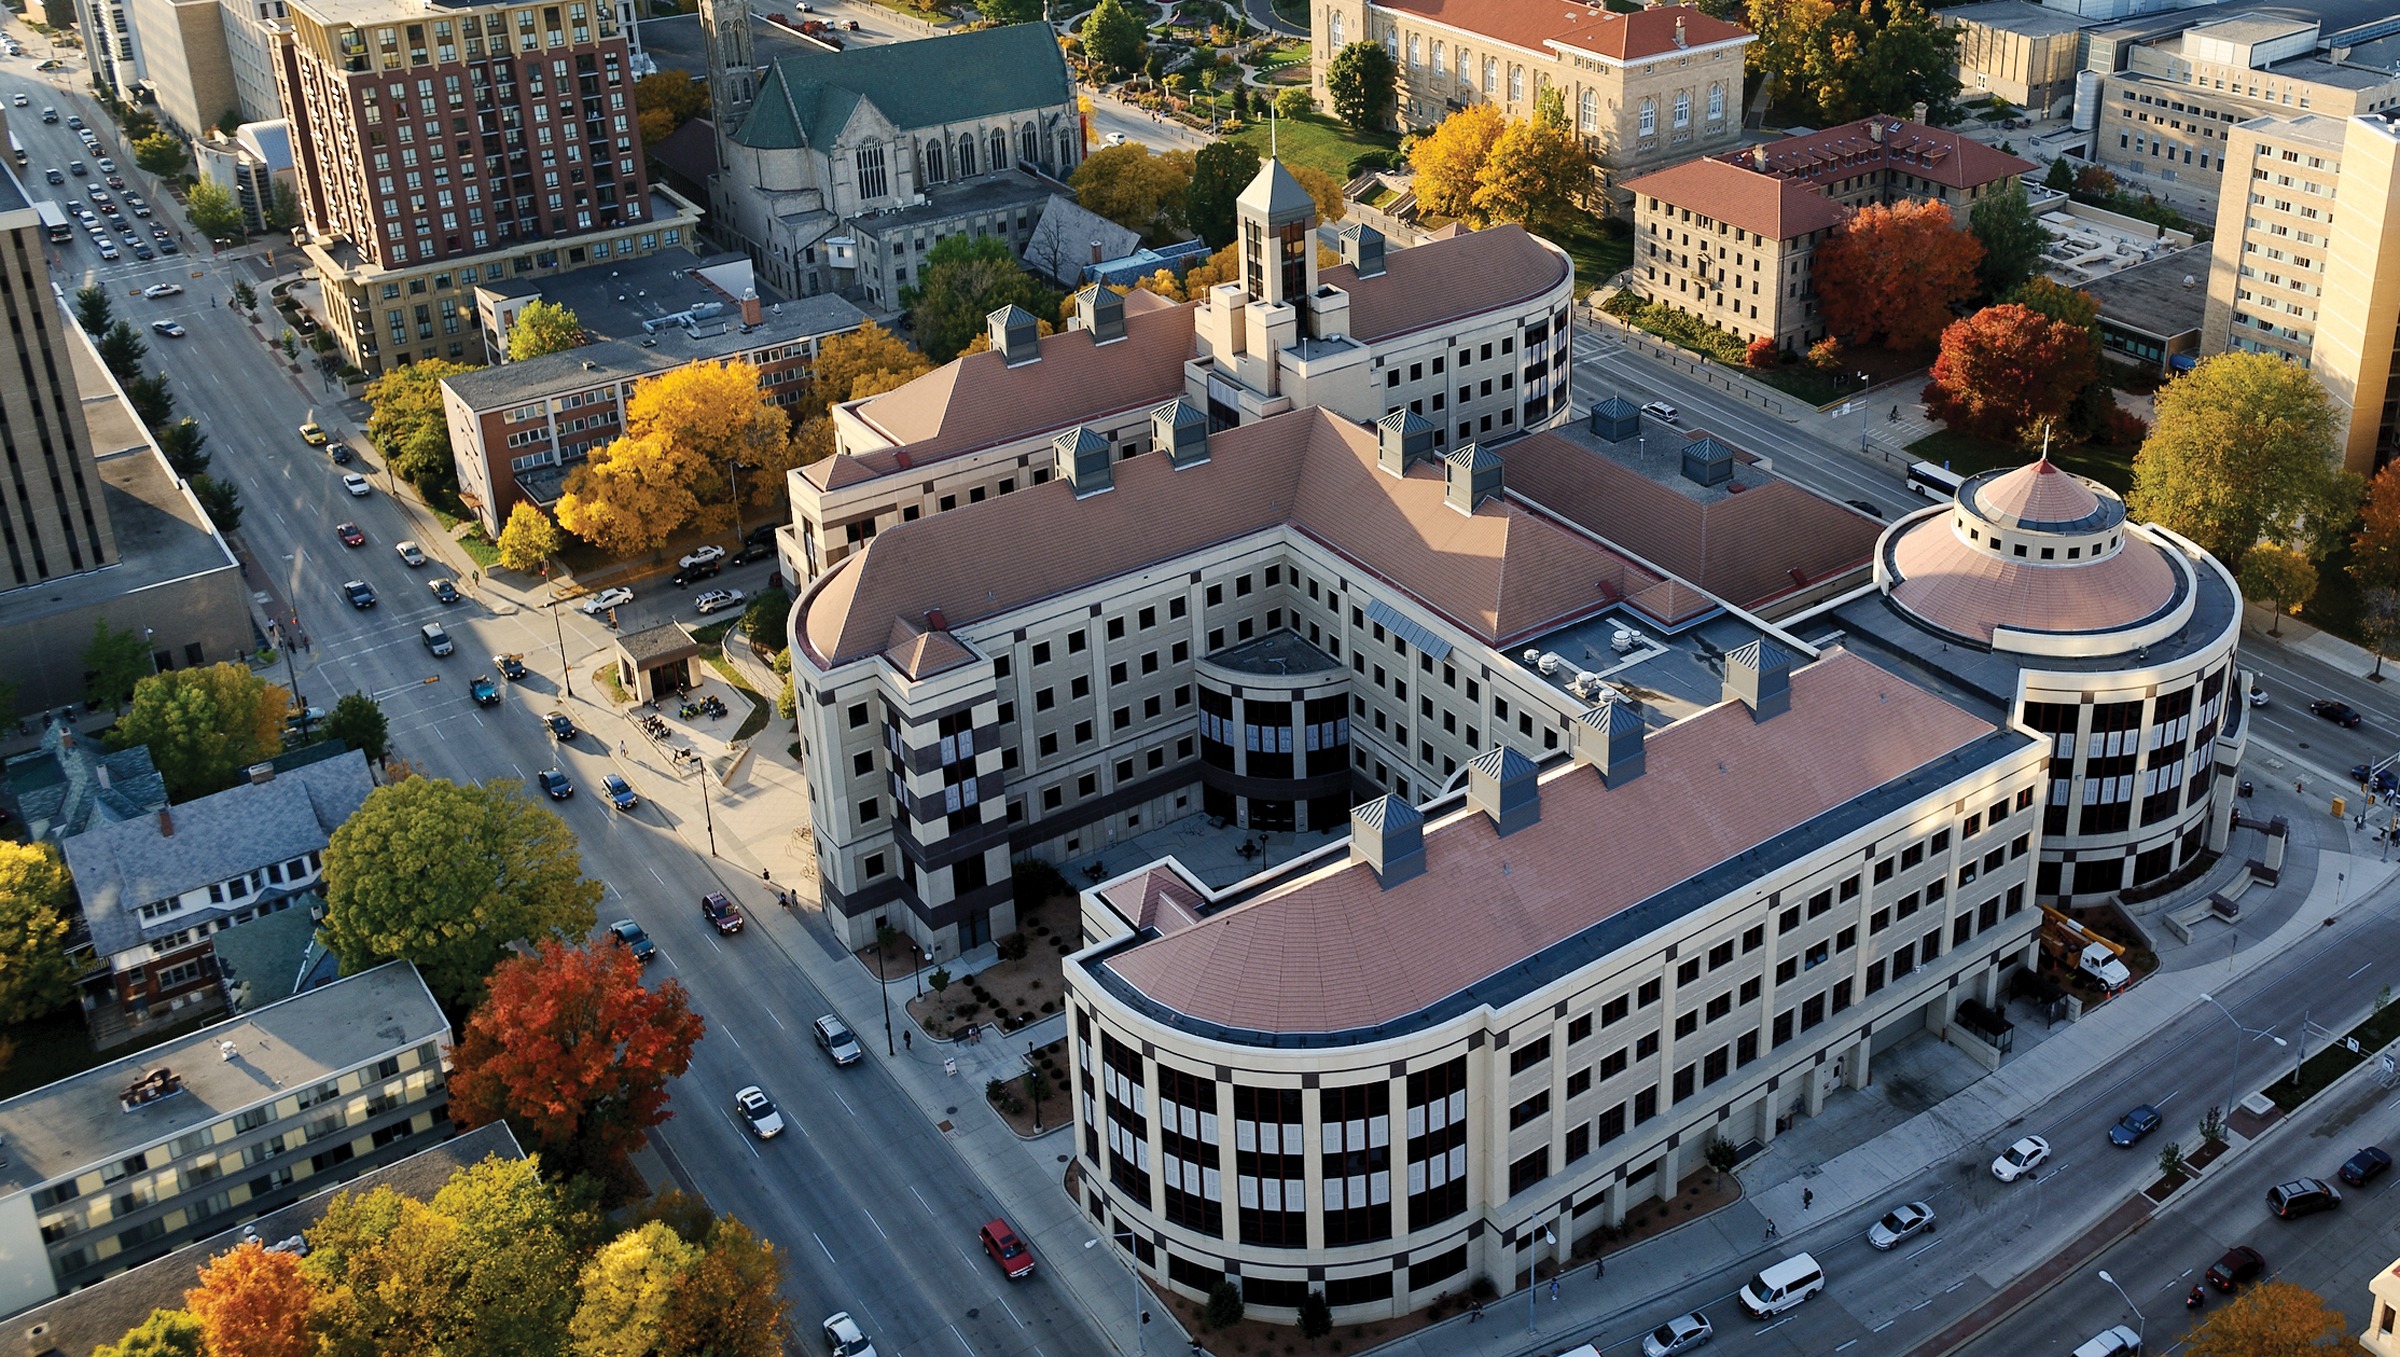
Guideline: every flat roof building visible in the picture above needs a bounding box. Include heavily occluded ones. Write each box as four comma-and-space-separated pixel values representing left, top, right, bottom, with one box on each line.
1941, 0, 2091, 119
2076, 246, 2207, 371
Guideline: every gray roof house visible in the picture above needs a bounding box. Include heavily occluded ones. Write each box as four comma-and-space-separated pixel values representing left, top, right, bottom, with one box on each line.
3, 716, 166, 843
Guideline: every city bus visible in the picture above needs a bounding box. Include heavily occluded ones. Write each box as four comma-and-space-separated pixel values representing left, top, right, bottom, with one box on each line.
33, 199, 70, 244
1905, 460, 1964, 502
8, 130, 23, 167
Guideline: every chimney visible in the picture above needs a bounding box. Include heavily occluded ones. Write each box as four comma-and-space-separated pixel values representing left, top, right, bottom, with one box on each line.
1152, 398, 1209, 469
1076, 285, 1127, 344
1751, 145, 1769, 171
740, 289, 762, 327
1572, 698, 1646, 785
1867, 120, 1884, 143
1338, 222, 1386, 278
1722, 638, 1793, 721
1091, 240, 1105, 265
1348, 795, 1425, 886
247, 763, 275, 785
1912, 101, 1928, 125
1673, 13, 1687, 46
1054, 426, 1114, 497
988, 305, 1041, 365
1376, 409, 1435, 477
1466, 746, 1541, 837
157, 808, 174, 837
1444, 442, 1504, 514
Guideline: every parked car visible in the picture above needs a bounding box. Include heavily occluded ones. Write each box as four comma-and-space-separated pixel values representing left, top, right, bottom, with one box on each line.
736, 1085, 786, 1139
732, 539, 776, 565
693, 587, 746, 615
328, 442, 354, 464
678, 544, 726, 570
1641, 1312, 1712, 1357
700, 890, 744, 933
2310, 699, 2365, 728
820, 1311, 873, 1357
671, 559, 721, 588
420, 621, 454, 655
2352, 764, 2398, 794
2205, 1244, 2265, 1291
578, 586, 632, 615
299, 421, 329, 445
2267, 1178, 2341, 1218
2339, 1146, 2392, 1186
395, 540, 426, 567
1640, 401, 1680, 425
1992, 1135, 2050, 1181
2070, 1326, 2140, 1357
469, 674, 500, 707
601, 773, 639, 811
342, 579, 376, 609
607, 919, 655, 963
813, 1014, 863, 1065
1866, 1201, 1935, 1250
2107, 1105, 2162, 1147
978, 1218, 1035, 1278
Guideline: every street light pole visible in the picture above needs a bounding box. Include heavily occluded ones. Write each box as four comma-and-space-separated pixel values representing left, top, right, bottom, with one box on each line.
1527, 1219, 1556, 1334
1083, 1230, 1149, 1357
550, 602, 575, 699
2198, 991, 2286, 1116
2097, 1270, 2145, 1346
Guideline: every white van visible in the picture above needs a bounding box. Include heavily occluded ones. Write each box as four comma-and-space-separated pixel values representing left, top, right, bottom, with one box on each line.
1738, 1252, 1825, 1317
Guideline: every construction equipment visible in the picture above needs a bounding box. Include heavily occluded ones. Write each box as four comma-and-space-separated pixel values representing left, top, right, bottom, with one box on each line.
2039, 904, 2133, 992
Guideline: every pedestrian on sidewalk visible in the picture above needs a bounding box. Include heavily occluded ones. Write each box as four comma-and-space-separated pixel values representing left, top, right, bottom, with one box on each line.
1548, 1278, 1560, 1302
1803, 1188, 1813, 1209
903, 1030, 912, 1051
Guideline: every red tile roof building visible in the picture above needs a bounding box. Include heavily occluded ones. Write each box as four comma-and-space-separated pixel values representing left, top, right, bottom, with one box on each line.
1622, 118, 2036, 352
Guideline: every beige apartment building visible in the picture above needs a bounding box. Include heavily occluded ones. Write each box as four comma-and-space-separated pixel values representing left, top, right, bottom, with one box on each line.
1624, 118, 2033, 353
1310, 0, 1750, 195
2304, 111, 2400, 474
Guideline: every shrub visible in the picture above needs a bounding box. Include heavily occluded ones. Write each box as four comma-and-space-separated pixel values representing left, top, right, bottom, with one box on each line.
1206, 1280, 1246, 1330
1744, 336, 1779, 369
996, 932, 1030, 962
1299, 1291, 1333, 1340
2102, 406, 2149, 448
928, 966, 952, 995
1703, 1134, 1739, 1172
1012, 857, 1071, 911
1807, 335, 1847, 371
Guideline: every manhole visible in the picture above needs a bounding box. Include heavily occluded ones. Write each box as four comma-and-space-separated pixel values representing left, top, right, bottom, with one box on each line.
966, 1309, 980, 1320
947, 1106, 959, 1115
1059, 1154, 1070, 1163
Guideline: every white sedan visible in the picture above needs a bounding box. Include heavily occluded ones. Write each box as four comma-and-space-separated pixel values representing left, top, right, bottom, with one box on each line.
1642, 1311, 1712, 1357
141, 282, 182, 298
1866, 1201, 1936, 1249
693, 587, 747, 615
822, 1311, 876, 1357
577, 586, 633, 616
735, 1086, 784, 1139
1992, 1135, 2051, 1182
341, 474, 372, 497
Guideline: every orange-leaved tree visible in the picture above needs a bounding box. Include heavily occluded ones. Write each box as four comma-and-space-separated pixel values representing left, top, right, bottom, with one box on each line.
449, 940, 704, 1195
2351, 460, 2400, 595
1814, 199, 1983, 351
656, 1216, 792, 1356
2183, 1280, 2347, 1357
184, 1239, 315, 1357
1921, 303, 2095, 441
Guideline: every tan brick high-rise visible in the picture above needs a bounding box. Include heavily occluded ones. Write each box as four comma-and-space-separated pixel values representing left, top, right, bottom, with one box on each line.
0, 174, 116, 588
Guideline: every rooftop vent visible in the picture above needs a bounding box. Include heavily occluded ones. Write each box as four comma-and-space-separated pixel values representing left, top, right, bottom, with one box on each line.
1572, 698, 1645, 785
1722, 637, 1793, 721
1682, 435, 1736, 488
989, 304, 1041, 365
1152, 397, 1209, 469
1376, 409, 1435, 478
1338, 222, 1386, 278
1466, 745, 1541, 836
1054, 426, 1113, 498
1076, 284, 1126, 344
1349, 795, 1425, 887
121, 1067, 184, 1111
1444, 442, 1504, 514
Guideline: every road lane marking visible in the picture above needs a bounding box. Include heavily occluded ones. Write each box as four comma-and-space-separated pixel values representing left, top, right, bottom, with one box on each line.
705, 933, 722, 956
719, 1023, 742, 1050
834, 1088, 858, 1118
862, 1207, 887, 1239
2350, 962, 2375, 978
1906, 1237, 1943, 1259
647, 864, 666, 886
910, 1183, 934, 1215
814, 1232, 837, 1265
724, 1109, 760, 1159
949, 1324, 973, 1356
997, 1295, 1026, 1328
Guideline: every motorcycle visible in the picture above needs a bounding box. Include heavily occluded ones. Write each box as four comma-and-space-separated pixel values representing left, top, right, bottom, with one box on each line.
2186, 1286, 2205, 1312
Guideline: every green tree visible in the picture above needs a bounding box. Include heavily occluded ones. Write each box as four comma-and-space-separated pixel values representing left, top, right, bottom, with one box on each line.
1067, 144, 1194, 242
75, 283, 113, 336
365, 359, 474, 497
190, 475, 242, 532
2044, 157, 2076, 192
232, 279, 257, 313
507, 300, 585, 362
98, 320, 147, 382
187, 180, 246, 242
132, 130, 186, 176
1276, 87, 1313, 118
325, 691, 390, 761
94, 1311, 207, 1357
112, 663, 289, 800
497, 501, 565, 574
1081, 0, 1145, 75
739, 587, 791, 651
1326, 41, 1396, 130
2239, 542, 2319, 636
320, 777, 604, 1010
1183, 140, 1262, 250
1298, 1291, 1333, 1340
1205, 1279, 1245, 1329
2005, 275, 2102, 338
1969, 181, 2046, 300
2127, 351, 2356, 575
267, 180, 302, 231
83, 617, 155, 709
0, 841, 77, 1045
976, 0, 1043, 21
156, 418, 209, 477
129, 372, 175, 429
906, 234, 1062, 363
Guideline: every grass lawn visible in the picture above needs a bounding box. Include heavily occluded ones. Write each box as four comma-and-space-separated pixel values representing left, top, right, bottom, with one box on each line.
1555, 219, 1633, 297
1906, 426, 2136, 493
1227, 110, 1398, 181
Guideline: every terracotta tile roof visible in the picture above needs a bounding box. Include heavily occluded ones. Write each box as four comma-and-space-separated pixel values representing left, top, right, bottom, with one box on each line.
798, 407, 1663, 670
1321, 224, 1572, 344
1622, 157, 1847, 240
1497, 432, 1881, 608
1885, 513, 2181, 645
885, 617, 977, 678
1970, 457, 2108, 530
1100, 867, 1207, 937
1099, 651, 1996, 1035
1368, 0, 1746, 59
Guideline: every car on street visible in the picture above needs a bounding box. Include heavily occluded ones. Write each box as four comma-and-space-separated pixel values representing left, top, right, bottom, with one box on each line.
2340, 1146, 2392, 1186
1992, 1135, 2050, 1181
1866, 1201, 1935, 1250
39, 108, 57, 123
342, 473, 372, 496
66, 115, 85, 129
130, 243, 153, 260
342, 579, 376, 609
820, 1311, 873, 1357
141, 282, 181, 298
327, 442, 354, 465
107, 175, 125, 189
420, 621, 454, 655
395, 540, 426, 567
2070, 1326, 2140, 1357
1641, 1311, 1712, 1357
678, 544, 726, 570
2352, 765, 2398, 794
469, 674, 500, 707
2267, 1177, 2341, 1218
577, 586, 632, 615
299, 421, 328, 445
94, 240, 116, 260
670, 558, 720, 587
8, 94, 23, 107
978, 1219, 1035, 1279
606, 919, 655, 963
601, 773, 639, 811
2310, 698, 2365, 728
336, 521, 366, 547
427, 577, 459, 604
732, 538, 775, 565
693, 587, 746, 615
158, 238, 177, 254
149, 320, 185, 338
736, 1086, 786, 1140
1640, 401, 1680, 425
95, 158, 114, 173
2107, 1105, 2162, 1147
495, 653, 528, 680
67, 161, 84, 176
813, 1014, 863, 1065
43, 168, 62, 183
700, 891, 744, 933
544, 710, 578, 741
2205, 1244, 2266, 1291
535, 768, 574, 799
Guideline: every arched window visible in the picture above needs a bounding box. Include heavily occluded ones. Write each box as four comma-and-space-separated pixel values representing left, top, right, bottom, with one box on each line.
1507, 65, 1522, 101
922, 139, 944, 183
958, 133, 976, 177
1021, 122, 1038, 165
1431, 41, 1444, 76
1638, 98, 1655, 137
1406, 34, 1418, 67
1707, 83, 1724, 122
1056, 128, 1076, 169
1673, 90, 1690, 127
1482, 57, 1496, 95
991, 127, 1008, 169
1328, 10, 1342, 44
1454, 46, 1468, 89
1579, 88, 1597, 133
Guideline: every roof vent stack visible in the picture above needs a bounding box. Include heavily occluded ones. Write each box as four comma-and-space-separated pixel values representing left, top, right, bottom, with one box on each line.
1054, 426, 1114, 498
988, 304, 1041, 365
1152, 398, 1210, 469
1376, 409, 1435, 477
1673, 13, 1687, 46
1444, 442, 1504, 514
1681, 434, 1735, 487
1751, 144, 1770, 171
1912, 101, 1928, 125
1722, 638, 1793, 721
1466, 746, 1541, 836
1076, 284, 1127, 343
1572, 699, 1646, 785
1338, 221, 1386, 277
1868, 119, 1884, 143
1349, 795, 1425, 887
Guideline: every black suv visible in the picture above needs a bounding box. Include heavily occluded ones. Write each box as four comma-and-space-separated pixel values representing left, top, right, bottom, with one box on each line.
2267, 1178, 2340, 1218
671, 558, 722, 588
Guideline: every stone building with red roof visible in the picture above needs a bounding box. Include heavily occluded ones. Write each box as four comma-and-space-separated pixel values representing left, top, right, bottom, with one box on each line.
1308, 0, 1752, 195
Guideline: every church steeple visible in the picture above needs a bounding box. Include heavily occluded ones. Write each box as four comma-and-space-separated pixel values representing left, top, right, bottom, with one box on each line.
698, 0, 757, 145
1236, 159, 1319, 308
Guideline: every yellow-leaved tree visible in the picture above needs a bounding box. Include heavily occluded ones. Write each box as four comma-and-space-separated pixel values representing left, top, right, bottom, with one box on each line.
556, 360, 791, 555
1407, 104, 1505, 222
787, 323, 937, 471
495, 501, 564, 574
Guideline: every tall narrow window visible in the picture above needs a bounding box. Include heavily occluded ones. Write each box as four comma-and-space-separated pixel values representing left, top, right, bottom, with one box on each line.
1639, 99, 1656, 137
1580, 88, 1597, 133
1319, 1082, 1392, 1244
